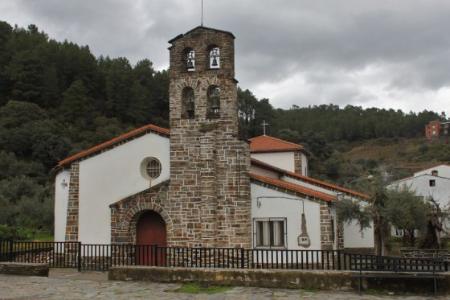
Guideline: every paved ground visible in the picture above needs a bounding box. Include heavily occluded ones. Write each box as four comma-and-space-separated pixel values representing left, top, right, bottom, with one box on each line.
0, 269, 443, 300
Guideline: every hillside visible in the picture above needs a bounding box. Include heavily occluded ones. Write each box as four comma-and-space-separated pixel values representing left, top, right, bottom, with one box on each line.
338, 137, 449, 184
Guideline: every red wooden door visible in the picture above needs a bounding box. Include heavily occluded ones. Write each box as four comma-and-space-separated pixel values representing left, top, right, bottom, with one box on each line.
136, 211, 166, 266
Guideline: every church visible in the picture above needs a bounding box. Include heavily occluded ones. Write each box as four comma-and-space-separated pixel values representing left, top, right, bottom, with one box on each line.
53, 26, 373, 252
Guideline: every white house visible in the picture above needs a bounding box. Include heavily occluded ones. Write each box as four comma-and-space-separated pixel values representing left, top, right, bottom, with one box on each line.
387, 164, 450, 235
53, 26, 374, 257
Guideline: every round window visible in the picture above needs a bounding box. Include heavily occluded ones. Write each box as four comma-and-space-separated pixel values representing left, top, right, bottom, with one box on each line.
141, 157, 161, 180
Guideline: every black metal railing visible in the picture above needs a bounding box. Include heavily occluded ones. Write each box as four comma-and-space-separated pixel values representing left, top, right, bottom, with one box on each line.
1, 240, 448, 273
344, 253, 448, 273
0, 240, 80, 268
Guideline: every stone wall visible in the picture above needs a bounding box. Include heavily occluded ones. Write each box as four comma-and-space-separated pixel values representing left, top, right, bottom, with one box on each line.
109, 266, 354, 291
0, 262, 49, 277
294, 151, 302, 174
320, 203, 334, 250
110, 182, 171, 244
109, 266, 450, 294
65, 162, 79, 241
166, 27, 251, 248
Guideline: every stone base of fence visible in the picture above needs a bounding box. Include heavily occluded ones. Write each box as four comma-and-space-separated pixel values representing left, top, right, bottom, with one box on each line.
0, 262, 49, 277
109, 266, 450, 294
109, 266, 354, 290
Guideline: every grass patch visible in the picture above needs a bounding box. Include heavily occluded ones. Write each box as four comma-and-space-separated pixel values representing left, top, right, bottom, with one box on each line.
300, 287, 318, 293
32, 231, 53, 241
173, 282, 231, 294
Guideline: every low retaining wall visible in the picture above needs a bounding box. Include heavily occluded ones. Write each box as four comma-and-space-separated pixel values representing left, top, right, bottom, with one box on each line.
0, 262, 49, 277
109, 266, 354, 290
109, 266, 450, 294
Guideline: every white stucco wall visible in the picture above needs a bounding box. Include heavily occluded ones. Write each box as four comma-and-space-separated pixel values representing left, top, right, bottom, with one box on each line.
78, 133, 170, 244
251, 184, 322, 250
301, 153, 308, 176
343, 220, 375, 248
251, 152, 295, 173
54, 170, 70, 242
387, 175, 450, 209
281, 175, 374, 248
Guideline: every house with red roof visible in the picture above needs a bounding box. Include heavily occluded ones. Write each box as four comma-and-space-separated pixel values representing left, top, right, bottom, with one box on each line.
53, 26, 373, 258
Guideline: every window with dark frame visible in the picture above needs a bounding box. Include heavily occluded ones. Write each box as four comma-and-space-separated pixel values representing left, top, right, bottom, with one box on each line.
429, 179, 436, 187
207, 85, 220, 118
254, 218, 287, 248
181, 87, 195, 119
330, 216, 335, 243
145, 158, 161, 179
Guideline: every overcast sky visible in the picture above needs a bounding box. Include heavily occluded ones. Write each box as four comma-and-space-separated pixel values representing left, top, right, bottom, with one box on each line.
1, 0, 449, 115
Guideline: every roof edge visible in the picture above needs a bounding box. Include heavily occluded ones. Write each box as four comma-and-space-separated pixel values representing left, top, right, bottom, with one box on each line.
250, 173, 336, 203
251, 158, 369, 200
168, 26, 235, 44
55, 123, 170, 170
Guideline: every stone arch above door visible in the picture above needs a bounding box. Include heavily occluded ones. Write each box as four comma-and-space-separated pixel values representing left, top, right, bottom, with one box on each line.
126, 203, 172, 244
110, 181, 172, 244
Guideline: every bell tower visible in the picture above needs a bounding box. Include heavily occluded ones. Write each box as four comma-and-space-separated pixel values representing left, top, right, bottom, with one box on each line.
167, 26, 251, 248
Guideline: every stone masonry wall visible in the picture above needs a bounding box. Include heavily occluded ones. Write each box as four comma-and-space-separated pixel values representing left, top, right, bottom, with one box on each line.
320, 203, 334, 250
166, 27, 252, 248
65, 162, 79, 241
294, 151, 302, 175
110, 182, 171, 244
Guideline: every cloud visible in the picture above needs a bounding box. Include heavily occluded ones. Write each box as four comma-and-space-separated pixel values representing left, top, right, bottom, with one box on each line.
0, 0, 449, 115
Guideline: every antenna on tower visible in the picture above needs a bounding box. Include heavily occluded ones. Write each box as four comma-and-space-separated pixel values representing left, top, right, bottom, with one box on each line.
201, 0, 204, 26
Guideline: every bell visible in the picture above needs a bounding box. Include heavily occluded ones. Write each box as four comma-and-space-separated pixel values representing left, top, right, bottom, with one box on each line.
187, 59, 194, 70
211, 100, 220, 115
211, 57, 218, 67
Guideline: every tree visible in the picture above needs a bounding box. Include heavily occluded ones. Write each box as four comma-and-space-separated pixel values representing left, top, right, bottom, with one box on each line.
337, 179, 432, 254
100, 57, 133, 120
384, 189, 429, 246
59, 80, 95, 125
0, 21, 13, 105
420, 197, 447, 249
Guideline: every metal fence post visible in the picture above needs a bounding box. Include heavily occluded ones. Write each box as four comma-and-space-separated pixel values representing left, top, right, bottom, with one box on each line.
77, 242, 82, 272
240, 248, 245, 269
153, 244, 158, 267
9, 240, 13, 262
337, 250, 341, 270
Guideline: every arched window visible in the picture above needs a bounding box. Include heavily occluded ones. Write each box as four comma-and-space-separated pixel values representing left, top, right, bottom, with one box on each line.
182, 87, 195, 119
207, 86, 220, 119
184, 48, 195, 71
208, 46, 220, 69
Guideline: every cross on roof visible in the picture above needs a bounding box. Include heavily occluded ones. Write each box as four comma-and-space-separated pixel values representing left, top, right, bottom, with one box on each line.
261, 120, 269, 135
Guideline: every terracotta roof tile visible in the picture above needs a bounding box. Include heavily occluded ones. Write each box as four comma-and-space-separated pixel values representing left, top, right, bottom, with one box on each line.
249, 135, 303, 153
250, 173, 336, 202
57, 124, 170, 169
251, 158, 369, 200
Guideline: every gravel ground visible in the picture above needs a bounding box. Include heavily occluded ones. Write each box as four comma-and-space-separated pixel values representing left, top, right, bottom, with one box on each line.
0, 269, 443, 300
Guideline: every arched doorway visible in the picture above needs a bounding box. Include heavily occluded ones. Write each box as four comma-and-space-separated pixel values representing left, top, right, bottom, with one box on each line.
136, 210, 167, 265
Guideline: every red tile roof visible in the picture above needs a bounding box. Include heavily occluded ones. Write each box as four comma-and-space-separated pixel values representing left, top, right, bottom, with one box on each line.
250, 173, 336, 202
251, 158, 369, 200
57, 124, 170, 169
249, 135, 303, 153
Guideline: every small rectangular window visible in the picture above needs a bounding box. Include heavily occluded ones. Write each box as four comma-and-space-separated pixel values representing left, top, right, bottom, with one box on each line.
429, 179, 436, 187
254, 218, 286, 248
